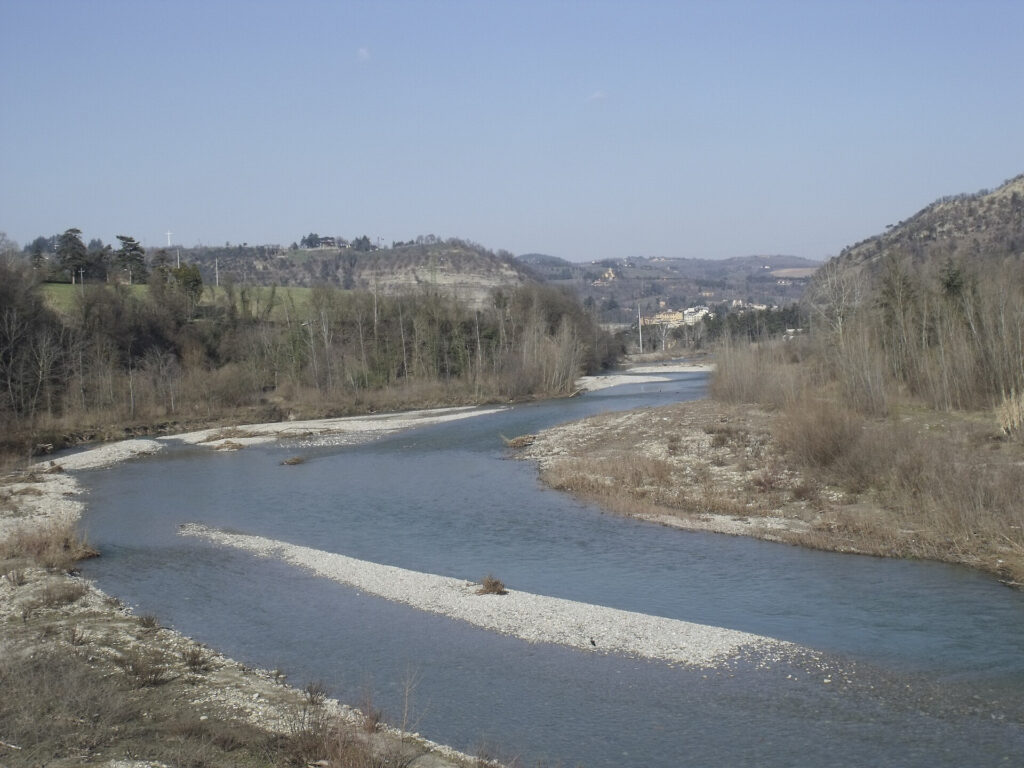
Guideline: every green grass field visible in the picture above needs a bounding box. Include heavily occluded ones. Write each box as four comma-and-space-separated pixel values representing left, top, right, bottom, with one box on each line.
41, 282, 314, 320
41, 283, 148, 313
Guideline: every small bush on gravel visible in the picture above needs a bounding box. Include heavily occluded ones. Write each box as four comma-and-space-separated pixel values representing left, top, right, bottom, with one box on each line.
476, 574, 507, 595
66, 625, 88, 646
501, 433, 536, 449
33, 581, 88, 610
182, 644, 213, 673
304, 680, 329, 707
114, 648, 173, 687
360, 690, 383, 733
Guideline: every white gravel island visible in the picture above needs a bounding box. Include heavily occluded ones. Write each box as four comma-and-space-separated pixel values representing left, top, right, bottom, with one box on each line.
181, 523, 797, 669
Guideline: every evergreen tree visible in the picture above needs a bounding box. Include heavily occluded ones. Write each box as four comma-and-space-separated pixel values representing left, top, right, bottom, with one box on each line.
56, 228, 88, 282
115, 235, 148, 284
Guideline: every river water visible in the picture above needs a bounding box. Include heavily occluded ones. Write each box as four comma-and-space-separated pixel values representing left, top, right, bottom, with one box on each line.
78, 372, 1024, 767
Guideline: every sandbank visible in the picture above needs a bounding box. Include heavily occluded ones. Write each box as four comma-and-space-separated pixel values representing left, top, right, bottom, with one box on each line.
181, 524, 797, 669
575, 361, 715, 392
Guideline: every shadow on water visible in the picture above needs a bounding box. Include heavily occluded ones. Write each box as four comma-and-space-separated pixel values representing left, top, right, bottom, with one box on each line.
79, 372, 1024, 767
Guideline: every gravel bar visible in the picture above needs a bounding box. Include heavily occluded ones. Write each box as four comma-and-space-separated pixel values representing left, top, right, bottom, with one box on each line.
181, 523, 796, 668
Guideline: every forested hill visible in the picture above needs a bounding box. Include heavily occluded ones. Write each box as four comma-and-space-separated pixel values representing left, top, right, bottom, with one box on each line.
182, 238, 532, 309
834, 173, 1024, 277
800, 172, 1024, 415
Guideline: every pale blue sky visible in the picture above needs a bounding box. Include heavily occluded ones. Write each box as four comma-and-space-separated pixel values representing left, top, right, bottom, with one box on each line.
2, 0, 1022, 261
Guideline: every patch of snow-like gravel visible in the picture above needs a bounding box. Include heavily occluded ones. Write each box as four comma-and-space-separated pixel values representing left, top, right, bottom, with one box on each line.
575, 373, 675, 392
575, 362, 714, 392
31, 438, 165, 472
0, 472, 85, 543
180, 523, 796, 668
624, 363, 715, 375
174, 406, 507, 449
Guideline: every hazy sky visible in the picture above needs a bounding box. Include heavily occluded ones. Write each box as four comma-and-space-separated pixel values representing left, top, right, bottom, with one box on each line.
2, 1, 1022, 262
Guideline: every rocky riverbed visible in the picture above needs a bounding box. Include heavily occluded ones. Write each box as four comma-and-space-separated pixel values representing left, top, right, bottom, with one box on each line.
0, 407, 511, 768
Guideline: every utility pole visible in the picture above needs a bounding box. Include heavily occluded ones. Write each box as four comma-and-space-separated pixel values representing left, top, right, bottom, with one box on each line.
638, 303, 643, 353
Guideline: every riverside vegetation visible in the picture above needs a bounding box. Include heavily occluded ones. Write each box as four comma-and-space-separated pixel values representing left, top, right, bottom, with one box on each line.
711, 182, 1024, 582
0, 249, 619, 466
524, 177, 1024, 585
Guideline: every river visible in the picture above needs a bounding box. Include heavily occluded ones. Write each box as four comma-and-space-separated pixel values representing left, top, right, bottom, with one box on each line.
78, 372, 1024, 766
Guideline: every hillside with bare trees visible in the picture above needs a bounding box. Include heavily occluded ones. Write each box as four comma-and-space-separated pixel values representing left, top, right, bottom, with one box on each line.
0, 255, 619, 463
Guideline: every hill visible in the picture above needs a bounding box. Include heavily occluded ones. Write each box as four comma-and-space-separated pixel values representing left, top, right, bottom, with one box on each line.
178, 238, 533, 309
834, 173, 1024, 277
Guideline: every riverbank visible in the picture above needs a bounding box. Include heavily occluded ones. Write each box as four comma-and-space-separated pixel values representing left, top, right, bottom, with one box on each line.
519, 380, 1024, 587
1, 406, 510, 768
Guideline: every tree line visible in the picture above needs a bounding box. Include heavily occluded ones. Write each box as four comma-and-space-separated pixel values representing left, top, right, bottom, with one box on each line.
802, 253, 1024, 415
1, 247, 619, 458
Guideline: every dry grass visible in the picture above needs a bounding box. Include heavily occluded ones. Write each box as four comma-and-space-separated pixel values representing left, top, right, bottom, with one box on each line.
776, 400, 866, 470
0, 594, 438, 768
0, 520, 99, 571
114, 647, 175, 687
0, 644, 285, 766
997, 388, 1024, 438
22, 581, 89, 618
182, 644, 214, 673
710, 341, 1024, 583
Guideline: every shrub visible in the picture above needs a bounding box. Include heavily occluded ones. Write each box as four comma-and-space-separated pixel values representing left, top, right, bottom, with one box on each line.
501, 433, 536, 449
711, 338, 803, 409
32, 581, 88, 610
476, 574, 507, 595
304, 680, 329, 707
359, 690, 383, 733
181, 645, 213, 673
0, 522, 98, 571
114, 648, 173, 687
778, 400, 865, 469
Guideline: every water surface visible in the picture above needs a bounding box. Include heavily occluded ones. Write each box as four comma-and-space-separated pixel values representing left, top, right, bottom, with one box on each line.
79, 372, 1024, 766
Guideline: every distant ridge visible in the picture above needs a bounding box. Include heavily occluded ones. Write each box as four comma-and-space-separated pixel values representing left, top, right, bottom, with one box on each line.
514, 252, 821, 322
181, 238, 534, 309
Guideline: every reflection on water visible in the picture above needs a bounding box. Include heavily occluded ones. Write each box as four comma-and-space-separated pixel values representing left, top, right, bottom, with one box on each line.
79, 373, 1024, 766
